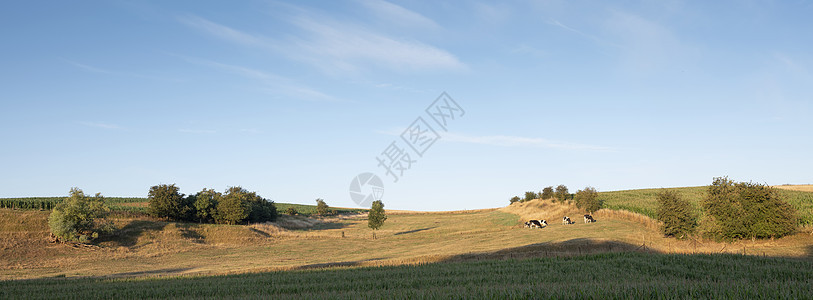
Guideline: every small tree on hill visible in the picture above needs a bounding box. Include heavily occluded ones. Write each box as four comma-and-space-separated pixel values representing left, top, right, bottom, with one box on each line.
368, 200, 387, 239
541, 186, 554, 200
148, 184, 191, 221
316, 198, 330, 216
574, 186, 602, 214
554, 185, 569, 203
523, 191, 538, 202
509, 196, 521, 205
48, 188, 114, 243
656, 189, 698, 239
701, 177, 797, 240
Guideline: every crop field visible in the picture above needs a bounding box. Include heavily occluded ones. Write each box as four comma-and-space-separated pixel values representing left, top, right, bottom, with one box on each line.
2, 252, 812, 299
0, 197, 148, 213
598, 186, 813, 225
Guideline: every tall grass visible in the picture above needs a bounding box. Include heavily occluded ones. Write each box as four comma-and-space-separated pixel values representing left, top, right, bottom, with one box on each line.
2, 252, 811, 299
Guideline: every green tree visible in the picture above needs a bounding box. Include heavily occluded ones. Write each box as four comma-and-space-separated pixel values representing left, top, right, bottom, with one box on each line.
554, 185, 569, 203
215, 187, 250, 225
702, 177, 797, 240
541, 186, 554, 200
48, 188, 114, 243
147, 184, 191, 221
509, 196, 521, 205
316, 198, 330, 216
368, 200, 387, 239
523, 191, 538, 202
656, 189, 698, 239
193, 188, 221, 223
285, 207, 298, 215
574, 186, 602, 213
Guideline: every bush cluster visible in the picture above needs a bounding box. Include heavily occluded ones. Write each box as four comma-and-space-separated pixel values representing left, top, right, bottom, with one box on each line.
701, 177, 796, 240
48, 188, 114, 243
574, 187, 602, 214
656, 190, 698, 239
148, 184, 277, 225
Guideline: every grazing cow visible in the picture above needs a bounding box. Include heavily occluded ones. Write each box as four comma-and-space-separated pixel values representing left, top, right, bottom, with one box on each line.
584, 214, 596, 223
526, 219, 547, 228
562, 216, 573, 225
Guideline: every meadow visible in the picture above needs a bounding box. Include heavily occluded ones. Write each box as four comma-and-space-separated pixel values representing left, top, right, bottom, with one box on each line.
2, 252, 812, 299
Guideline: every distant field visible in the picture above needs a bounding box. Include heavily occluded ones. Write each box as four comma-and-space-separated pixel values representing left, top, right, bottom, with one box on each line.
775, 184, 813, 192
2, 252, 812, 299
599, 186, 813, 225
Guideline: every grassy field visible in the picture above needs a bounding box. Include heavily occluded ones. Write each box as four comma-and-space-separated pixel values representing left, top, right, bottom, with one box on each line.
598, 186, 813, 225
2, 252, 812, 299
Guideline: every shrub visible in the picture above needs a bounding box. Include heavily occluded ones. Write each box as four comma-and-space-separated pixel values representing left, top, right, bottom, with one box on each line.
575, 186, 602, 214
656, 189, 698, 239
285, 207, 298, 215
193, 188, 221, 223
554, 185, 569, 203
48, 188, 114, 243
702, 177, 797, 240
316, 198, 330, 215
541, 186, 554, 200
523, 191, 538, 202
509, 196, 521, 204
147, 184, 191, 221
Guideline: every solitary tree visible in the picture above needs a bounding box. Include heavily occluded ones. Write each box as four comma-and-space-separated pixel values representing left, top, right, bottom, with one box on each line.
574, 186, 602, 213
554, 185, 569, 203
656, 189, 698, 239
48, 188, 114, 243
316, 198, 330, 216
509, 196, 521, 204
148, 184, 190, 221
541, 186, 554, 200
368, 200, 387, 239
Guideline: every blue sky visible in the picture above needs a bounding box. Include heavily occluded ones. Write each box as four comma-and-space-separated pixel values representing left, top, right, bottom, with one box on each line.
1, 0, 811, 210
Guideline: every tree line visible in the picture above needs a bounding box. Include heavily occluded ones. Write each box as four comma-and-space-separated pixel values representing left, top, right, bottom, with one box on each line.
509, 184, 604, 214
148, 184, 277, 225
657, 177, 797, 240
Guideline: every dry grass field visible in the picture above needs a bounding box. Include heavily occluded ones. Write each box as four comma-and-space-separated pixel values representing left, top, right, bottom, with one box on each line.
775, 184, 813, 192
2, 194, 812, 280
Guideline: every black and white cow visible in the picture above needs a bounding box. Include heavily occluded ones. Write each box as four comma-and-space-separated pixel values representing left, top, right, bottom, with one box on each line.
525, 219, 548, 228
562, 216, 573, 225
583, 214, 596, 223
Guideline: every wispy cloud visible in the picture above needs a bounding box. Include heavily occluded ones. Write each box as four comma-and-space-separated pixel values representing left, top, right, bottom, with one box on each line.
63, 59, 183, 82
546, 19, 612, 47
376, 128, 612, 151
178, 12, 464, 73
602, 10, 694, 73
442, 132, 613, 151
177, 15, 265, 46
64, 60, 114, 74
178, 129, 216, 134
178, 55, 342, 102
79, 121, 120, 130
357, 0, 439, 29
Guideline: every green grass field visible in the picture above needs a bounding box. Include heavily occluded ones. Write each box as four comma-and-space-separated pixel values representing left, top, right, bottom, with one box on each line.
599, 186, 813, 225
2, 252, 812, 299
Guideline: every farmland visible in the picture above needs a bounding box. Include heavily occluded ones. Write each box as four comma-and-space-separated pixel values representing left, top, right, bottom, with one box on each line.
1, 186, 812, 298
598, 186, 813, 225
2, 252, 812, 299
